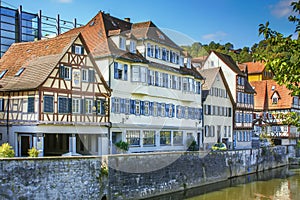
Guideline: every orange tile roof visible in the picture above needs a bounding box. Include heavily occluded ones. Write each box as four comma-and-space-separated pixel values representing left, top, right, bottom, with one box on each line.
250, 80, 294, 111
243, 61, 265, 74
0, 33, 79, 91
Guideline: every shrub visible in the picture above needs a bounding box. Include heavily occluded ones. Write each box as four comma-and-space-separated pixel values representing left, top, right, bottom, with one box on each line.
115, 141, 129, 152
0, 143, 15, 158
28, 147, 39, 157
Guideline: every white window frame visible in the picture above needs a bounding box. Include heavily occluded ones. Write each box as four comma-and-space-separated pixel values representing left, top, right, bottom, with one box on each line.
85, 99, 93, 114
72, 98, 80, 114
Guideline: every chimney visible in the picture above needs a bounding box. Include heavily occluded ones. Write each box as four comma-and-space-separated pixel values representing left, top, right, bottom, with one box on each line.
124, 17, 130, 22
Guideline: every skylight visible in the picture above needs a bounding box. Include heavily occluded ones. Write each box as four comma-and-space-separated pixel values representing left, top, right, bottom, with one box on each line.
15, 68, 25, 77
0, 69, 8, 79
271, 86, 275, 91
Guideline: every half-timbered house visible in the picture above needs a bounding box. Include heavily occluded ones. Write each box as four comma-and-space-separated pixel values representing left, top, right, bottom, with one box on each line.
0, 33, 111, 156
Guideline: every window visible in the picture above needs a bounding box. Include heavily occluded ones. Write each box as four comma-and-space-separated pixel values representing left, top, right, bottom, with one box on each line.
96, 99, 106, 115
0, 70, 7, 79
72, 45, 84, 55
182, 78, 188, 91
82, 69, 88, 82
44, 96, 54, 113
60, 65, 71, 79
173, 131, 183, 145
135, 100, 140, 115
272, 96, 278, 104
155, 45, 160, 59
148, 70, 155, 85
0, 99, 4, 112
72, 98, 80, 113
153, 102, 158, 116
224, 126, 227, 137
140, 67, 147, 83
147, 44, 154, 57
144, 101, 150, 116
15, 68, 25, 77
114, 62, 128, 80
162, 48, 167, 61
113, 98, 120, 113
228, 126, 231, 137
125, 99, 130, 114
131, 65, 140, 82
28, 97, 35, 113
119, 37, 126, 50
129, 40, 136, 53
85, 99, 93, 114
161, 103, 165, 117
160, 131, 171, 145
126, 130, 140, 146
88, 69, 95, 82
58, 97, 71, 114
143, 130, 155, 146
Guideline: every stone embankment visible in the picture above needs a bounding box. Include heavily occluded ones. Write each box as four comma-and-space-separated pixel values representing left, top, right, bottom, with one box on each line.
0, 145, 298, 200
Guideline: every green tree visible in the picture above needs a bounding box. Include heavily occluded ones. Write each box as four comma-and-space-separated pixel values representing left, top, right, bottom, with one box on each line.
255, 1, 300, 96
254, 1, 300, 130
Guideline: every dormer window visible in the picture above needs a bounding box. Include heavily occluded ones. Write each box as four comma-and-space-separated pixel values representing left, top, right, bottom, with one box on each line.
119, 37, 126, 50
15, 68, 25, 77
0, 70, 8, 79
72, 45, 84, 55
129, 40, 136, 53
271, 92, 279, 104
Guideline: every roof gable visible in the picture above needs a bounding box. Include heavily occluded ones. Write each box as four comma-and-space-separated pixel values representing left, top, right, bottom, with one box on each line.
210, 51, 244, 75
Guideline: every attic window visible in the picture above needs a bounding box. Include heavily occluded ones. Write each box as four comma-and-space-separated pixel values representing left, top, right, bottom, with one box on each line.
271, 86, 275, 91
89, 20, 95, 26
0, 70, 8, 79
15, 68, 25, 77
272, 96, 278, 104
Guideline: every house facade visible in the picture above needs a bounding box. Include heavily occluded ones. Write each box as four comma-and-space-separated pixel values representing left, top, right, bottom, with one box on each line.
202, 51, 255, 149
62, 12, 204, 153
250, 80, 300, 145
199, 67, 234, 150
0, 33, 111, 156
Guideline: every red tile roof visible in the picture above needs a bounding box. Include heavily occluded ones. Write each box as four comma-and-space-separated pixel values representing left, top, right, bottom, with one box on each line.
0, 33, 79, 91
243, 61, 265, 74
250, 80, 294, 111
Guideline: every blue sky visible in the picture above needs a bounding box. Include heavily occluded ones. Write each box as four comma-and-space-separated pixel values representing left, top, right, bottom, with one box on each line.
6, 0, 297, 48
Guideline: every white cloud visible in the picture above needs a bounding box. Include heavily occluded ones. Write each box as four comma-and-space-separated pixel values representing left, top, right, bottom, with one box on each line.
269, 0, 293, 18
202, 31, 227, 41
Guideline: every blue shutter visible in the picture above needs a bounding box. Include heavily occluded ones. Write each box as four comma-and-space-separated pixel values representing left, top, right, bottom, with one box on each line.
155, 71, 159, 86
114, 62, 118, 79
111, 98, 115, 113
149, 102, 153, 116
88, 70, 95, 82
130, 99, 135, 114
172, 105, 175, 118
147, 69, 151, 85
157, 103, 161, 116
124, 64, 128, 81
59, 65, 65, 78
140, 101, 144, 115
68, 98, 72, 113
165, 104, 169, 117
100, 99, 105, 115
71, 45, 75, 54
176, 105, 179, 119
81, 46, 84, 55
81, 99, 85, 114
28, 97, 35, 113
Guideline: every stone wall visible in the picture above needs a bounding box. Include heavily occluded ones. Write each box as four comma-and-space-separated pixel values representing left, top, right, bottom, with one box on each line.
0, 157, 108, 200
0, 146, 292, 200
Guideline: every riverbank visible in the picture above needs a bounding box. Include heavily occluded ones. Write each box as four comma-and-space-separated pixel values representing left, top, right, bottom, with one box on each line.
0, 145, 298, 200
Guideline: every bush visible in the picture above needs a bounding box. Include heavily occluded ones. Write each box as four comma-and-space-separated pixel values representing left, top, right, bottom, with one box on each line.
28, 147, 39, 157
0, 143, 15, 158
115, 141, 129, 152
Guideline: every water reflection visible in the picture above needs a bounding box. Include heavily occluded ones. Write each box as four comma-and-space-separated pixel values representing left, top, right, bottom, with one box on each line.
146, 166, 300, 200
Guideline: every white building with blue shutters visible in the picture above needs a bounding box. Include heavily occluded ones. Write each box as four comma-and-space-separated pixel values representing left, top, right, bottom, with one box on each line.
62, 12, 204, 153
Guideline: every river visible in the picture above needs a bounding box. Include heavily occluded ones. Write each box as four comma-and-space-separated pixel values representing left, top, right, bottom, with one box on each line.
147, 166, 300, 200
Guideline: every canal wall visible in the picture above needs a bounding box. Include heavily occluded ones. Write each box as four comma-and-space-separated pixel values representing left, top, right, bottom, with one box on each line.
0, 146, 294, 200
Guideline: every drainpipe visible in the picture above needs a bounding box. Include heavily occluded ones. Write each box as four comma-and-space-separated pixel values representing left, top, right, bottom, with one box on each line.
6, 93, 10, 143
